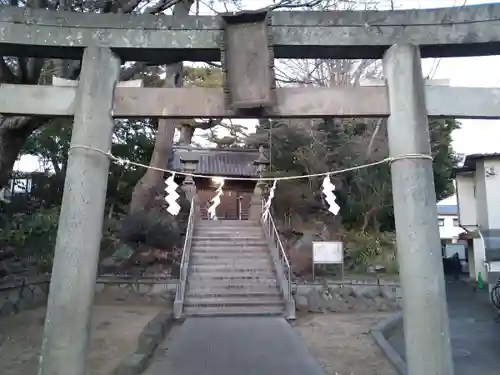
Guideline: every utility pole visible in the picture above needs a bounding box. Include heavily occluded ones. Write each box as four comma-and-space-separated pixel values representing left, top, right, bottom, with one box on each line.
383, 44, 454, 375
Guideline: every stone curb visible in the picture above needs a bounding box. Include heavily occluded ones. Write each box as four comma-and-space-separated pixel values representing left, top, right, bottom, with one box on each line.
112, 311, 174, 375
370, 311, 406, 375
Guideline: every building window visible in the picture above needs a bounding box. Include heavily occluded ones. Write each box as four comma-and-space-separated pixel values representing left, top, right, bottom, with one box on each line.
438, 218, 445, 226
453, 218, 459, 227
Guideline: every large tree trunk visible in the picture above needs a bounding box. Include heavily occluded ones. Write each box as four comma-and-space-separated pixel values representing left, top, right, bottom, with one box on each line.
0, 53, 47, 188
129, 0, 194, 214
0, 116, 46, 187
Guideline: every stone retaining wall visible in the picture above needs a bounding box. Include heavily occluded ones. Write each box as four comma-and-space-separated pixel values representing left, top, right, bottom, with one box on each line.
293, 281, 402, 313
0, 276, 177, 318
1, 276, 401, 317
94, 279, 177, 298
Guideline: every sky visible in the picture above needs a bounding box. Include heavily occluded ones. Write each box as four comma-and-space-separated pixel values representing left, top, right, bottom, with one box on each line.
14, 0, 500, 205
217, 0, 500, 158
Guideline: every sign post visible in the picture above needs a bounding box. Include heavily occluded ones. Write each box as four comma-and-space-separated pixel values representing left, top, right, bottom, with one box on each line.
312, 241, 344, 280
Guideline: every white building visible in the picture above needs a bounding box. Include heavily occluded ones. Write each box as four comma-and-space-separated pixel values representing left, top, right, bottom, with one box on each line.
437, 204, 464, 242
455, 153, 500, 285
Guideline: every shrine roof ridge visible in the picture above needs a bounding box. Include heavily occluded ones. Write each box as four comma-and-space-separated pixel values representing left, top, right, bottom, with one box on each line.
170, 147, 260, 177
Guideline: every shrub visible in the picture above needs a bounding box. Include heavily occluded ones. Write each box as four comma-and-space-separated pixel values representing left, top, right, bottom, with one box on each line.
119, 197, 190, 250
0, 207, 60, 276
1, 207, 59, 253
344, 231, 398, 274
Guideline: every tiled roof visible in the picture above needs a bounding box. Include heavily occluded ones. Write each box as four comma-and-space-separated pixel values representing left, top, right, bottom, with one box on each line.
437, 205, 458, 216
170, 147, 260, 177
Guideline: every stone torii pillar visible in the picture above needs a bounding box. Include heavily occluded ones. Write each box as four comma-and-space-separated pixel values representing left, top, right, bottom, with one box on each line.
383, 44, 453, 375
38, 47, 120, 375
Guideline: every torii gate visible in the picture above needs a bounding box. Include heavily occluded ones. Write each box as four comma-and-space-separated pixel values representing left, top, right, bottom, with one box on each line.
2, 4, 500, 375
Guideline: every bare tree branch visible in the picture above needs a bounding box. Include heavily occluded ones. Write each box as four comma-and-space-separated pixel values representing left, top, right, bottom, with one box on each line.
198, 0, 221, 14
262, 0, 324, 11
144, 0, 183, 14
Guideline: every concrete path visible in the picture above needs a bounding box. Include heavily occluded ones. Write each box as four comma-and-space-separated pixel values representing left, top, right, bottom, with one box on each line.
144, 317, 325, 375
389, 278, 500, 375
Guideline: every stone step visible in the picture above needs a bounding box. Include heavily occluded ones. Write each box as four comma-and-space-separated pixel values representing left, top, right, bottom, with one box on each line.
193, 240, 266, 245
187, 286, 277, 295
197, 221, 260, 227
187, 289, 281, 299
188, 280, 279, 289
190, 260, 272, 267
190, 262, 272, 269
190, 265, 274, 273
192, 234, 264, 238
192, 243, 268, 248
196, 226, 262, 230
193, 235, 265, 241
189, 268, 276, 279
194, 235, 264, 240
193, 229, 264, 237
192, 243, 267, 249
191, 253, 270, 260
192, 248, 268, 253
195, 225, 262, 230
191, 251, 271, 259
188, 273, 276, 281
185, 296, 283, 306
183, 305, 284, 317
194, 227, 262, 231
187, 286, 280, 295
192, 240, 267, 246
190, 258, 271, 266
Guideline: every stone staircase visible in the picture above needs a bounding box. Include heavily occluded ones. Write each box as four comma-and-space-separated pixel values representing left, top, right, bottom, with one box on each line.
183, 220, 286, 317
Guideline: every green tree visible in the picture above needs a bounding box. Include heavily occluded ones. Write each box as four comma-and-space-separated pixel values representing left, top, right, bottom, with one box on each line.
429, 119, 460, 201
248, 116, 459, 232
0, 0, 335, 189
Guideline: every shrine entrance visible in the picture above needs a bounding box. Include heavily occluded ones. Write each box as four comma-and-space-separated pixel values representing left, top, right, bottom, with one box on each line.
170, 146, 262, 220
3, 4, 500, 375
198, 183, 253, 220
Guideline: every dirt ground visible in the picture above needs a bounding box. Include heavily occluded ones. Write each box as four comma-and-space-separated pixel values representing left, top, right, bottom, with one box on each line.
0, 291, 169, 375
294, 312, 398, 375
2, 293, 397, 375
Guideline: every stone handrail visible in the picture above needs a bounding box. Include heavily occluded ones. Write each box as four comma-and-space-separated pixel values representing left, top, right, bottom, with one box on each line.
173, 196, 196, 319
260, 203, 295, 319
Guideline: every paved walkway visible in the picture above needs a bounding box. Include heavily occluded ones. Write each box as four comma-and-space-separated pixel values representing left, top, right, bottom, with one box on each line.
144, 317, 325, 375
389, 278, 500, 375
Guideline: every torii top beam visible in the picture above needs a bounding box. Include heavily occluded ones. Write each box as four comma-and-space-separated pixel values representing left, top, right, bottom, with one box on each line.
1, 4, 500, 62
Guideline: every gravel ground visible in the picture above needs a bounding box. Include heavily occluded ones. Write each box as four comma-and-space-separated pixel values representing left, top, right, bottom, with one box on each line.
0, 291, 169, 375
294, 312, 398, 375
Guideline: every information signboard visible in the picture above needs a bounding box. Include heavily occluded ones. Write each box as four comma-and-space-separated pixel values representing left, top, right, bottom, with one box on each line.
312, 241, 344, 280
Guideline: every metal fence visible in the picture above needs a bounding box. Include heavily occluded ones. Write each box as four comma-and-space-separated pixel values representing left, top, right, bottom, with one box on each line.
0, 276, 50, 316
